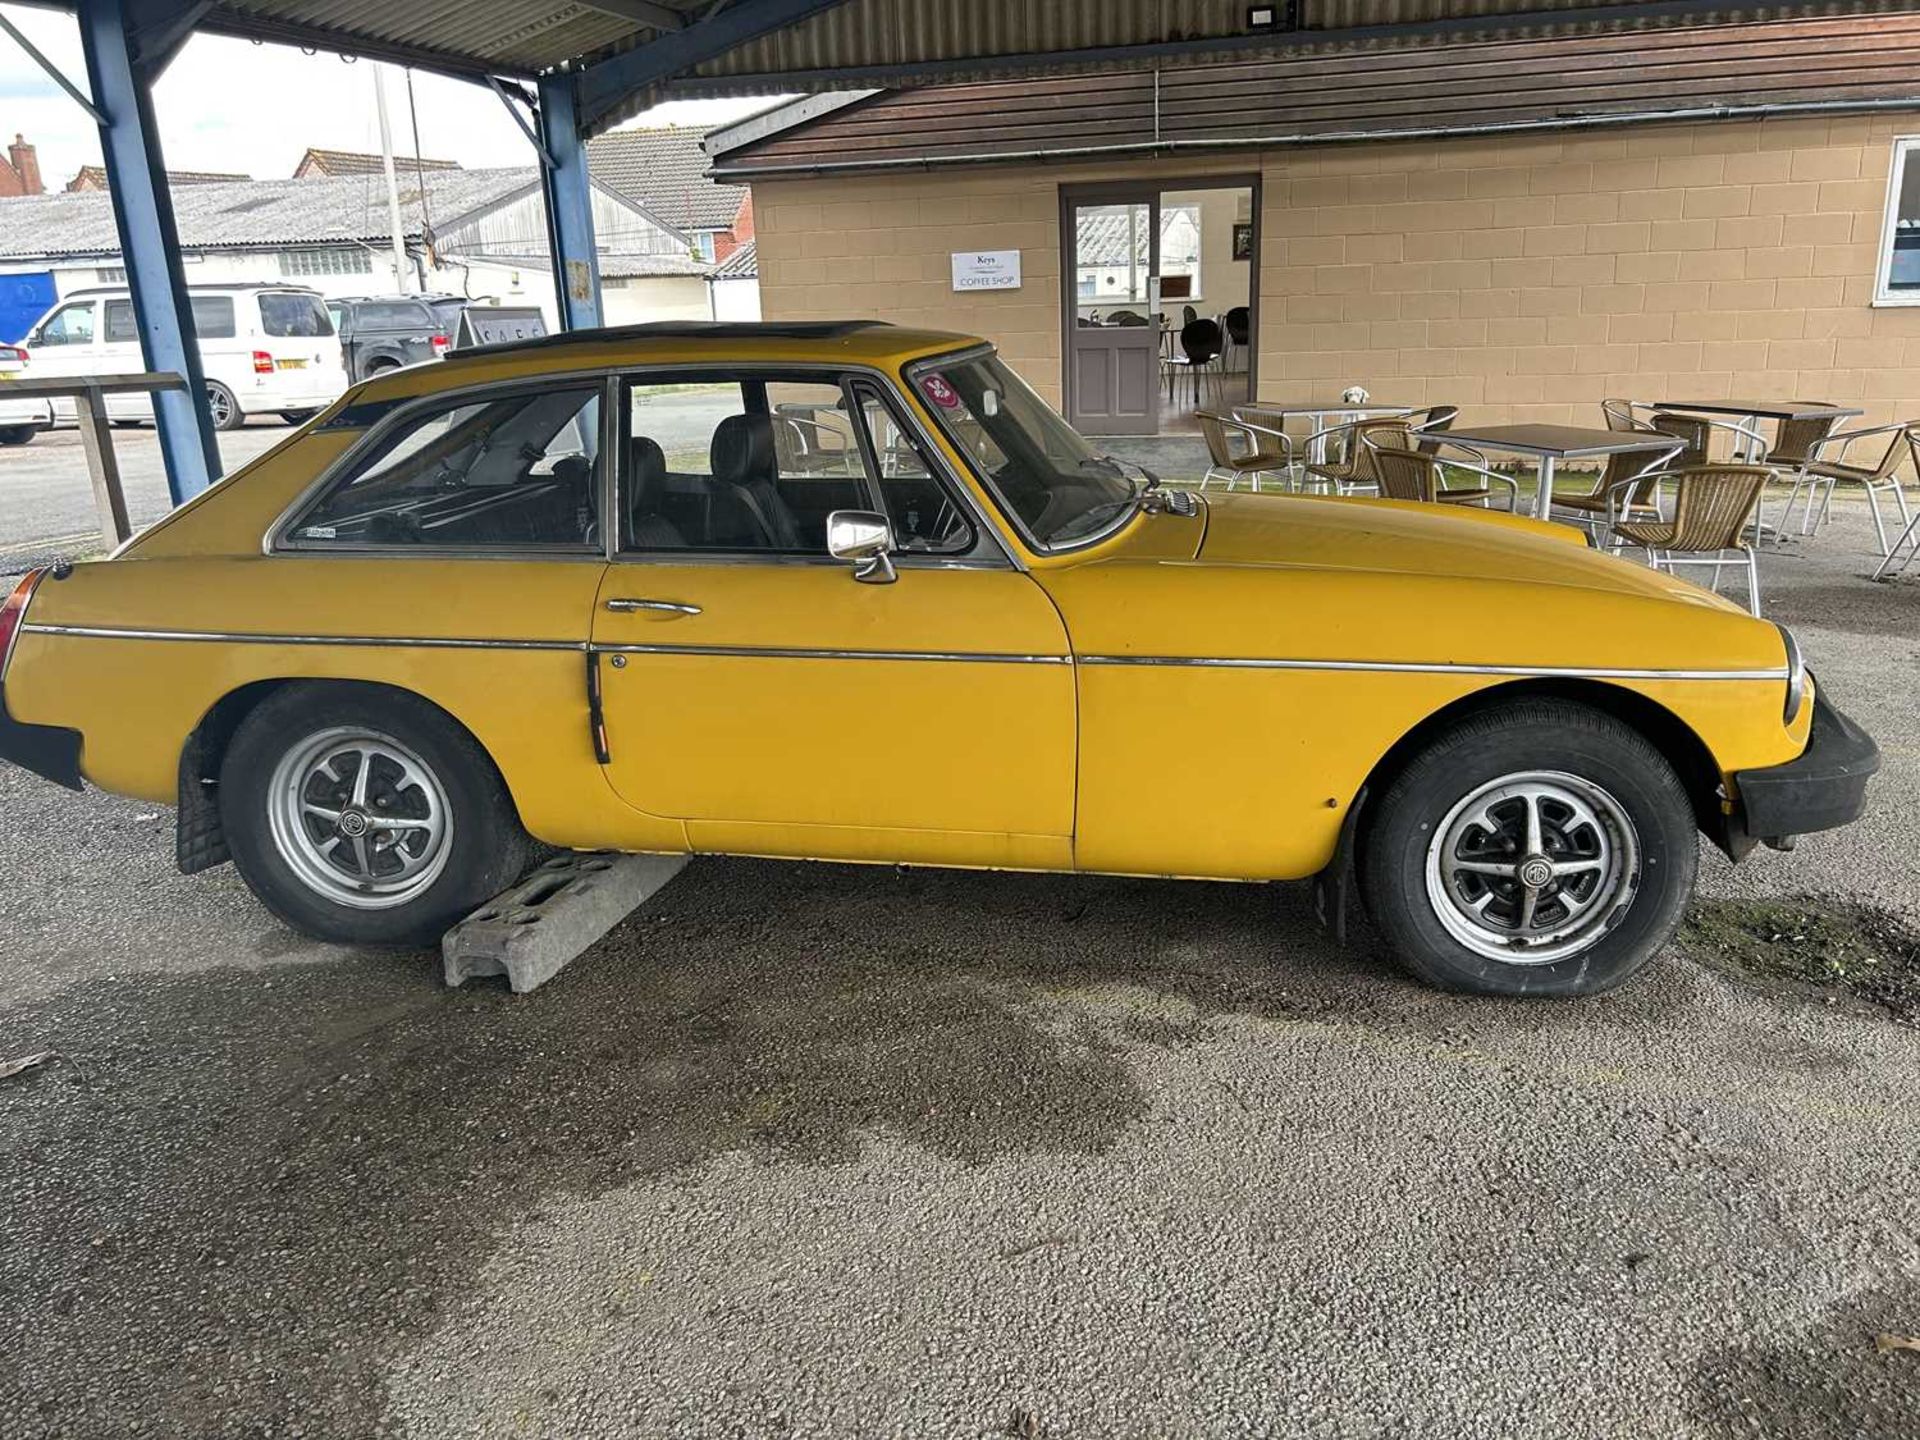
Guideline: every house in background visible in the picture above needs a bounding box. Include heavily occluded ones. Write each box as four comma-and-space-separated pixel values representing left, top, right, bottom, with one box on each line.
589, 126, 754, 263
67, 163, 248, 191
293, 148, 461, 180
712, 10, 1920, 440
0, 135, 41, 197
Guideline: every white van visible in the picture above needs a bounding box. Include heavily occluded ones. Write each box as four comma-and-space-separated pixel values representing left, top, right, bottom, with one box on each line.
22, 283, 347, 430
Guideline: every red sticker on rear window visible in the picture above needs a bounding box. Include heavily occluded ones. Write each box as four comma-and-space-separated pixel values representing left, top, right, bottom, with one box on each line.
920, 375, 962, 409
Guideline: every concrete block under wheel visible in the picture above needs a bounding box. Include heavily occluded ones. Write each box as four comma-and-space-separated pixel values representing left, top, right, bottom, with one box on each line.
442, 852, 688, 994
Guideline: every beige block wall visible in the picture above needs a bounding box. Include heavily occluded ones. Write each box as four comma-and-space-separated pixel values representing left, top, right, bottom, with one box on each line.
752, 113, 1920, 426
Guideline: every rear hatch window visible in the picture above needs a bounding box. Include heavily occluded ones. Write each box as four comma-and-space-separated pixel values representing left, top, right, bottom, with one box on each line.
258, 292, 334, 338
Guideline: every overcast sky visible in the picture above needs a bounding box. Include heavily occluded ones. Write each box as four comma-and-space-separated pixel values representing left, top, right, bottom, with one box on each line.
0, 3, 775, 189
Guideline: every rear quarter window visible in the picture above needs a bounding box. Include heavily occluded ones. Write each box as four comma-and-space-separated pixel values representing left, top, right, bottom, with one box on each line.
258, 293, 334, 338
358, 302, 433, 329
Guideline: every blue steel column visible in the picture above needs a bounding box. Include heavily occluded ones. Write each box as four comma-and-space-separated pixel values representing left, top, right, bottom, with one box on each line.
536, 71, 602, 331
78, 0, 218, 503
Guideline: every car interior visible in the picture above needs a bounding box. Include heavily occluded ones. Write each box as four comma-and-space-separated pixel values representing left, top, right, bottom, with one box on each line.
624, 379, 970, 555
289, 388, 602, 549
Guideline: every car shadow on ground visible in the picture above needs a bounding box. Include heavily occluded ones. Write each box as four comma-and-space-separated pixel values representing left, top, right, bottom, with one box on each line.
0, 858, 1878, 1434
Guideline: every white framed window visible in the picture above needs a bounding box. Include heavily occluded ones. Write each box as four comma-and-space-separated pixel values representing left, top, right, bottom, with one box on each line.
278, 246, 374, 278
1874, 136, 1920, 305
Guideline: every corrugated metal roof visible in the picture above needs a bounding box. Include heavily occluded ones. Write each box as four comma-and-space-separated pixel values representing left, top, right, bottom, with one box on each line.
713, 11, 1920, 174
674, 0, 1920, 95
709, 238, 758, 279
0, 168, 536, 258
105, 0, 1920, 134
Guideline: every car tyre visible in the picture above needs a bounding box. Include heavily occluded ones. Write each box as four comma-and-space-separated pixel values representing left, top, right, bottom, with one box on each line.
219, 683, 536, 947
1359, 698, 1697, 997
278, 409, 318, 425
0, 424, 35, 445
206, 380, 243, 431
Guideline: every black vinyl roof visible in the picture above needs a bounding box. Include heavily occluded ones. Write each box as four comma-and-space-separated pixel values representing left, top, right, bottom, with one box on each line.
466, 319, 892, 356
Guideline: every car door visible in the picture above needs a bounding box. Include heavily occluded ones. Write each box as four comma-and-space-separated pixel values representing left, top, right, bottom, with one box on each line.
25, 298, 99, 421
591, 369, 1076, 872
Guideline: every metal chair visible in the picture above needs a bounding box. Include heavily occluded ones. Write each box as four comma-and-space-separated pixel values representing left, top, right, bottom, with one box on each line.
1610, 464, 1773, 616
1777, 420, 1917, 555
1166, 318, 1224, 407
1195, 410, 1293, 494
1362, 435, 1521, 511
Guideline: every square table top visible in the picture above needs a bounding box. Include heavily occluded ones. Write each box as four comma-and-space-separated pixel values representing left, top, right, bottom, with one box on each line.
1440, 424, 1679, 459
1653, 399, 1864, 421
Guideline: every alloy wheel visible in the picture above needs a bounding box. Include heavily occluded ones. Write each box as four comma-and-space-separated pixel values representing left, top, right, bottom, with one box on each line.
265, 727, 453, 909
1423, 769, 1640, 964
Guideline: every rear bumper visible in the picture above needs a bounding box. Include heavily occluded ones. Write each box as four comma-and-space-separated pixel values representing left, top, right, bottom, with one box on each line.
1726, 689, 1878, 852
0, 682, 82, 791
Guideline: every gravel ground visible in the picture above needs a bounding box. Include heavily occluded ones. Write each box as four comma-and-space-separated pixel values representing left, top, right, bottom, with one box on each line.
1, 491, 1917, 1438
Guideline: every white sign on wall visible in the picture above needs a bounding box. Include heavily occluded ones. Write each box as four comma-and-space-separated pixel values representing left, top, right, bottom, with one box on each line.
950, 250, 1022, 292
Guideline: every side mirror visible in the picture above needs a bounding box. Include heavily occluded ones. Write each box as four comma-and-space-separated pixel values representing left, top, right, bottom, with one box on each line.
826, 509, 896, 584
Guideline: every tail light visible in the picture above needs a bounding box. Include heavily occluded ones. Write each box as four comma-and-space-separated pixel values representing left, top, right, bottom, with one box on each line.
0, 568, 46, 681
429, 334, 450, 358
0, 344, 26, 365
252, 350, 274, 375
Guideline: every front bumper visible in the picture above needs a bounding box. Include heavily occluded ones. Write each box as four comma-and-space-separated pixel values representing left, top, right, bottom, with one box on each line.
1726, 689, 1878, 853
0, 683, 82, 791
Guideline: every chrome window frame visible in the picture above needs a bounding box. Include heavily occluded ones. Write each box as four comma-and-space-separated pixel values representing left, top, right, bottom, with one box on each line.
608, 361, 1018, 572
902, 343, 1142, 558
264, 372, 616, 560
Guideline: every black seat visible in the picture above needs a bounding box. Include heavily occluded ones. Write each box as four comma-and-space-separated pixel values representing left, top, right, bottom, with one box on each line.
710, 413, 803, 550
627, 435, 685, 549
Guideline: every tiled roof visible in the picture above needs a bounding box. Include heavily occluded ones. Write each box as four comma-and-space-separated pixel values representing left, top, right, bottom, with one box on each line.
295, 148, 461, 178
0, 168, 536, 259
66, 164, 249, 191
586, 126, 745, 234
709, 240, 757, 280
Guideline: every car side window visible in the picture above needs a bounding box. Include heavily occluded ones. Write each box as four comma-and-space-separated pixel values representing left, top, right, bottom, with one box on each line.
848, 384, 972, 555
35, 303, 93, 347
104, 300, 136, 344
286, 385, 602, 551
622, 375, 874, 555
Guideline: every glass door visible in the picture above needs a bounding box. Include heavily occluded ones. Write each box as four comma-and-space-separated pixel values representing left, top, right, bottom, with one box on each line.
1064, 189, 1161, 436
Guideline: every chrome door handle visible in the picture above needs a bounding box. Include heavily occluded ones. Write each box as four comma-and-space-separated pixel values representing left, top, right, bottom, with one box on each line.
605, 598, 701, 615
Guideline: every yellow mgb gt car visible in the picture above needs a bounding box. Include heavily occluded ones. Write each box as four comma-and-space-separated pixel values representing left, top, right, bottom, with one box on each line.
0, 322, 1879, 995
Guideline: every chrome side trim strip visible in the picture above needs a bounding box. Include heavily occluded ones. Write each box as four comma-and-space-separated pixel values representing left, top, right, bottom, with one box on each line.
20, 624, 586, 652
1076, 654, 1789, 681
19, 625, 1778, 680
592, 642, 1072, 664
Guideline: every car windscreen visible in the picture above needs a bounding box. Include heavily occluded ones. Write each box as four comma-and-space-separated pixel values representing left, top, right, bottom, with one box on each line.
258, 292, 334, 338
910, 350, 1135, 549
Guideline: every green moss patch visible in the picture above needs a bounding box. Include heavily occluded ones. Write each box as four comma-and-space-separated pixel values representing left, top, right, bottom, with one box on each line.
1681, 896, 1920, 1023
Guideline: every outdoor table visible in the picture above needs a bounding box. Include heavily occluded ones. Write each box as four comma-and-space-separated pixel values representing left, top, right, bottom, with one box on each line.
1651, 398, 1863, 462
1438, 424, 1679, 521
1235, 400, 1413, 471
2, 372, 188, 549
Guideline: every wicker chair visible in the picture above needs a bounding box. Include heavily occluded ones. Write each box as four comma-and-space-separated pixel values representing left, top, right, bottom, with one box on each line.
1303, 416, 1412, 496
1601, 398, 1641, 432
1195, 410, 1294, 494
1548, 438, 1684, 538
1610, 464, 1773, 616
1776, 420, 1917, 554
1362, 436, 1521, 511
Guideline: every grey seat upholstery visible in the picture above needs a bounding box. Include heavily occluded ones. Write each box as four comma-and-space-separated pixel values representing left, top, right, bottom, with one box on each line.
627, 435, 685, 549
710, 413, 803, 550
